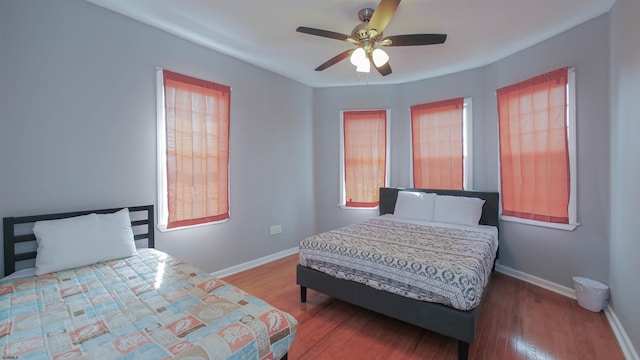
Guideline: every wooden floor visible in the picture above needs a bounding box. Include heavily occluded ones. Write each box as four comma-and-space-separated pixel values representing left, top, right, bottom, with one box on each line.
223, 255, 624, 360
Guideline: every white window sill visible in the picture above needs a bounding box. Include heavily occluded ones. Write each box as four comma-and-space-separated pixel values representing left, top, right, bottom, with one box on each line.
157, 218, 229, 232
500, 215, 579, 231
338, 204, 380, 211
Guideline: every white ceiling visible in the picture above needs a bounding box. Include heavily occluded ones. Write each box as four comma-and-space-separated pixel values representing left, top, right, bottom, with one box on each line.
86, 0, 615, 88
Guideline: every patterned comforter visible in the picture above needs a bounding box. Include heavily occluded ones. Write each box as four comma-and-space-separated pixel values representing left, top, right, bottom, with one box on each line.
299, 215, 498, 311
0, 249, 296, 359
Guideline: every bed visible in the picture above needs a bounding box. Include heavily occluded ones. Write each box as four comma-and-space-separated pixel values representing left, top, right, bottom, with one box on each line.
296, 187, 499, 360
2, 205, 296, 359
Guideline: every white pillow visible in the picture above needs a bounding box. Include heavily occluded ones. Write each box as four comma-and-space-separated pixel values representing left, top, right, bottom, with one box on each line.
96, 208, 138, 258
33, 209, 137, 275
433, 195, 485, 226
393, 191, 436, 221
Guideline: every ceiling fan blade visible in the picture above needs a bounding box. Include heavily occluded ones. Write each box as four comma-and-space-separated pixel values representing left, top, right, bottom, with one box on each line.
368, 52, 392, 76
367, 0, 401, 36
385, 34, 447, 46
315, 49, 354, 71
296, 26, 350, 41
375, 61, 392, 76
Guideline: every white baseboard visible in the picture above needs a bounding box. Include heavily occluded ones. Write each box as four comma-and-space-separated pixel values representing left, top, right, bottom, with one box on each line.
605, 306, 640, 360
212, 246, 299, 279
495, 263, 577, 299
496, 263, 638, 360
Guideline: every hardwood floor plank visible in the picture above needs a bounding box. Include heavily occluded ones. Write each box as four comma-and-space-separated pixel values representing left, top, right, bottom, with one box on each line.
224, 255, 624, 359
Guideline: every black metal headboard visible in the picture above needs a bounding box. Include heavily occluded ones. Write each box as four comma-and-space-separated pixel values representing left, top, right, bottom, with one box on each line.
379, 187, 500, 228
3, 205, 155, 276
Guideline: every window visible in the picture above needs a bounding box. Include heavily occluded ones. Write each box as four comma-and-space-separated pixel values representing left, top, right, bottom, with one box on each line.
339, 110, 389, 208
156, 69, 230, 230
410, 98, 473, 190
497, 67, 577, 230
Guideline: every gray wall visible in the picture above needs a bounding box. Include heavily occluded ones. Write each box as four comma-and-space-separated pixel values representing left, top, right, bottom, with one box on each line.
0, 0, 316, 275
484, 15, 611, 287
313, 85, 402, 231
610, 0, 640, 352
312, 69, 488, 232
313, 15, 611, 289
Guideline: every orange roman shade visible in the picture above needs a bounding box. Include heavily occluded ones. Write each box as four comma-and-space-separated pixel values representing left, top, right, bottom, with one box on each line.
163, 70, 230, 228
343, 110, 387, 207
411, 98, 464, 190
497, 67, 569, 223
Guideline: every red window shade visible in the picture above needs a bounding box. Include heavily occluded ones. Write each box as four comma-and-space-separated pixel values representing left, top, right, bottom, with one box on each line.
497, 67, 569, 223
343, 110, 387, 207
163, 70, 230, 228
411, 98, 464, 190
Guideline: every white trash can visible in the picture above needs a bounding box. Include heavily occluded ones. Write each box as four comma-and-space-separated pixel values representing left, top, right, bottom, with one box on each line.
572, 276, 609, 312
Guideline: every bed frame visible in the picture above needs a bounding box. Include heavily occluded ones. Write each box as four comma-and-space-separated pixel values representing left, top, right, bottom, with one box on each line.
2, 205, 293, 360
3, 205, 155, 276
296, 187, 499, 360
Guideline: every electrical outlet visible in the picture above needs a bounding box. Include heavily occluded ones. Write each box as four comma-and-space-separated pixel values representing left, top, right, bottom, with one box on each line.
269, 225, 282, 235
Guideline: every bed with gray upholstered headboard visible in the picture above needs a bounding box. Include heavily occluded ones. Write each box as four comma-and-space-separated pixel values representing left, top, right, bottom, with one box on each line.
296, 187, 500, 360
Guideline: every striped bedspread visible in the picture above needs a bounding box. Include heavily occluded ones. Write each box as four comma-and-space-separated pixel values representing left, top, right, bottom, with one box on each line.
0, 248, 296, 359
299, 214, 498, 311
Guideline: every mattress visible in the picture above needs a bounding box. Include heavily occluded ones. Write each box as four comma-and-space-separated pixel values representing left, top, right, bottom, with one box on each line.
299, 214, 498, 311
0, 248, 297, 359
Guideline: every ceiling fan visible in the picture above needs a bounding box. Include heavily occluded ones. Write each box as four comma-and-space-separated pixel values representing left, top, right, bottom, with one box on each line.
296, 0, 447, 76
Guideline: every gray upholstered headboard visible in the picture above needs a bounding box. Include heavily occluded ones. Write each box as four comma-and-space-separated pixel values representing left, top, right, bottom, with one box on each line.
379, 187, 500, 228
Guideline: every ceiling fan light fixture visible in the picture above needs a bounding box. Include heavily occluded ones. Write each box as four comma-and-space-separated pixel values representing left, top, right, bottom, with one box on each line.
372, 48, 389, 67
356, 59, 371, 73
350, 47, 366, 66
297, 0, 447, 77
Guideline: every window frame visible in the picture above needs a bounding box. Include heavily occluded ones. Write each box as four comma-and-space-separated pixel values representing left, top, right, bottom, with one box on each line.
498, 67, 578, 231
155, 68, 231, 232
338, 109, 391, 210
409, 97, 473, 190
